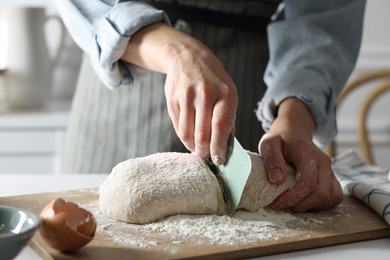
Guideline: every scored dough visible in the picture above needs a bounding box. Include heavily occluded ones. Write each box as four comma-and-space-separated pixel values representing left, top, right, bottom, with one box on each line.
99, 151, 295, 224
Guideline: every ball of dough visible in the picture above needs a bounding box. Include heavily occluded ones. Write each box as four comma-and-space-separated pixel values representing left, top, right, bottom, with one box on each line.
99, 152, 296, 224
99, 152, 227, 224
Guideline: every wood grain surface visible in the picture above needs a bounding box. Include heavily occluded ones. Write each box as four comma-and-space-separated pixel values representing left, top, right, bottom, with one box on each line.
1, 189, 389, 260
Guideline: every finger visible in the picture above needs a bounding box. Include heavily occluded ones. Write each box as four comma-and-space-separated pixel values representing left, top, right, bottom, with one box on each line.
231, 124, 236, 135
317, 173, 343, 210
291, 155, 334, 211
177, 90, 196, 151
194, 102, 212, 159
292, 154, 343, 211
291, 162, 332, 212
259, 135, 287, 185
326, 174, 344, 208
270, 159, 318, 211
166, 100, 180, 134
210, 101, 235, 165
292, 173, 343, 211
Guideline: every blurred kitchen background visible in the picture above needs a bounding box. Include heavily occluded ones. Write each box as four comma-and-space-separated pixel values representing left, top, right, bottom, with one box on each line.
0, 0, 389, 174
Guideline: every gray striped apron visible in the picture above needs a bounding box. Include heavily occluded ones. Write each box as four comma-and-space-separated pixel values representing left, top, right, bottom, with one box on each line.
63, 0, 281, 173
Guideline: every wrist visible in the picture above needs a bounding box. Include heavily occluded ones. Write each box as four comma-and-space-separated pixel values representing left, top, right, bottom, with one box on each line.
122, 22, 204, 74
271, 97, 316, 140
121, 22, 176, 72
160, 31, 212, 74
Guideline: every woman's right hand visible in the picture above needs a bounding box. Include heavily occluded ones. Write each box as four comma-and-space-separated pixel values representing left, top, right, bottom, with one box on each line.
121, 23, 238, 165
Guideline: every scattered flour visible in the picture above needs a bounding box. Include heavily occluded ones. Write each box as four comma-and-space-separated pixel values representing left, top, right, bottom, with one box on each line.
79, 199, 316, 252
77, 191, 348, 256
143, 209, 298, 245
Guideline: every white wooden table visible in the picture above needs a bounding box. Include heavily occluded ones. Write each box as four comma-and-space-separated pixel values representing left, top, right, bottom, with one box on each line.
1, 174, 389, 260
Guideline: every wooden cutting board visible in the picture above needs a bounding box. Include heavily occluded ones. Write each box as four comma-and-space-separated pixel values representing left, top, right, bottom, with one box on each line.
1, 189, 390, 260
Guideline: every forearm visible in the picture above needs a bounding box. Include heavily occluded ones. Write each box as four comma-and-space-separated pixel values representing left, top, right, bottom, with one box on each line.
121, 23, 211, 75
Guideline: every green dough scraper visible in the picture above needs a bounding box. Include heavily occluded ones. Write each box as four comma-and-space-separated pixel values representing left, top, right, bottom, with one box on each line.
207, 134, 252, 214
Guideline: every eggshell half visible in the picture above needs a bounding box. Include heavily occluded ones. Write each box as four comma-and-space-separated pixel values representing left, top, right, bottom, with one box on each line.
39, 198, 96, 252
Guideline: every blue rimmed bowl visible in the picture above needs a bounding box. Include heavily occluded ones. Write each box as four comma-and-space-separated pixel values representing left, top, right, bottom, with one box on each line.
0, 205, 40, 260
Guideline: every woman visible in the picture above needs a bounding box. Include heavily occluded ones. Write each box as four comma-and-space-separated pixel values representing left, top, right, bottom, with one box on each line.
53, 0, 366, 212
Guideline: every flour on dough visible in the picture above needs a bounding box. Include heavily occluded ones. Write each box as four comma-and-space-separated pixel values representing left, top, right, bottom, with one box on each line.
99, 152, 227, 224
99, 152, 295, 224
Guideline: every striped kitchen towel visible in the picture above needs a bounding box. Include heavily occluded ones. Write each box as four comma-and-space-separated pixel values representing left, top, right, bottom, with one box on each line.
333, 149, 390, 225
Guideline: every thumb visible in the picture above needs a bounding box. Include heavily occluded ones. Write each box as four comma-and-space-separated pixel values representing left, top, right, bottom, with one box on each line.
259, 134, 287, 185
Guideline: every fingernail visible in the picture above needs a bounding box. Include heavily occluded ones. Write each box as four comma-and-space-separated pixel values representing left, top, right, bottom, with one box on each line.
269, 168, 284, 183
211, 147, 226, 165
212, 155, 224, 165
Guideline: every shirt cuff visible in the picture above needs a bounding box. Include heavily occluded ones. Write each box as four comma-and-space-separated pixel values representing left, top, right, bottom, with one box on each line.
90, 2, 170, 89
255, 69, 337, 148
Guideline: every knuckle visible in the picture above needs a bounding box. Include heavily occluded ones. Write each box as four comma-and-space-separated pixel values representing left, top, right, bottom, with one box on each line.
166, 99, 176, 109
197, 80, 210, 96
179, 88, 194, 105
183, 86, 195, 100
220, 82, 232, 93
261, 134, 280, 146
332, 185, 344, 206
334, 192, 344, 205
320, 154, 332, 168
303, 182, 317, 194
212, 117, 232, 132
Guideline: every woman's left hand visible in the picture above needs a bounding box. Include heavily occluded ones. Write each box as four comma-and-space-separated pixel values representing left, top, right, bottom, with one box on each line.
259, 98, 343, 212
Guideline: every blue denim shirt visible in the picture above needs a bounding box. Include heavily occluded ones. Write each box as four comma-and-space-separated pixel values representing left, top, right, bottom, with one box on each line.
52, 0, 366, 148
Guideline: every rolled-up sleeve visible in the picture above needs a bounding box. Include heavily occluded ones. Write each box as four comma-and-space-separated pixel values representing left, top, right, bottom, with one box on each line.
256, 0, 366, 148
52, 0, 170, 88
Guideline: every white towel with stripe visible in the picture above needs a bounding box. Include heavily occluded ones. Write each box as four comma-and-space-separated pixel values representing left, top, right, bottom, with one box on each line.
333, 149, 390, 225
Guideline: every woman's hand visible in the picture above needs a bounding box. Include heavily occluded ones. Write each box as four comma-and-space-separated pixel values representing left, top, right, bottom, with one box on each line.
259, 98, 343, 212
122, 23, 237, 164
163, 37, 237, 164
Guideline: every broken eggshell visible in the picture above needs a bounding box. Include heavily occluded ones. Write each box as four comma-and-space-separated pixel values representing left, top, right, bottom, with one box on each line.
39, 198, 96, 252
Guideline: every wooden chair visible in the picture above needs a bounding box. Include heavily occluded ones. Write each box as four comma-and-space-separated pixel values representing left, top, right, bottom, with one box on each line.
326, 69, 390, 164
